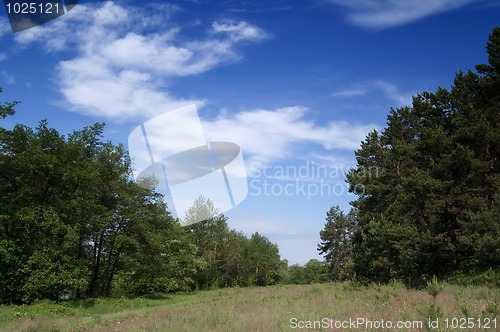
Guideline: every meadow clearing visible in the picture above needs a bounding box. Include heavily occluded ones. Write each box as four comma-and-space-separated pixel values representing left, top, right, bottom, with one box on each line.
0, 281, 498, 331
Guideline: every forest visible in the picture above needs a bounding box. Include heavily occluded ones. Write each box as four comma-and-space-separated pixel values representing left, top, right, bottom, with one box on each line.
1, 27, 499, 305
0, 107, 282, 304
318, 27, 499, 285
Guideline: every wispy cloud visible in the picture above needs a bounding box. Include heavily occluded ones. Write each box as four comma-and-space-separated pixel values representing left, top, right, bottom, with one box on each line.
374, 80, 414, 107
1, 70, 15, 85
325, 0, 475, 29
331, 88, 367, 98
0, 17, 10, 37
0, 53, 7, 62
212, 21, 269, 41
203, 106, 377, 165
12, 1, 268, 120
332, 80, 414, 107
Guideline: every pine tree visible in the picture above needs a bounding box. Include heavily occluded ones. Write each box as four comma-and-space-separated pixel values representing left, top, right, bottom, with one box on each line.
318, 206, 354, 280
345, 27, 500, 282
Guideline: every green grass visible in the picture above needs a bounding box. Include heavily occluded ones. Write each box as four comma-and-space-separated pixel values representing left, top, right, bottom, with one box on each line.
0, 282, 498, 331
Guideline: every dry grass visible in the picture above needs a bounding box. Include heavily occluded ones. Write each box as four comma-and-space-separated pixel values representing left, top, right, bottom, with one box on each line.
1, 282, 498, 331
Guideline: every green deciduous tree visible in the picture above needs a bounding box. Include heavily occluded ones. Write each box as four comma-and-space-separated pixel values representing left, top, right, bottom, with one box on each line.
243, 232, 281, 286
185, 196, 282, 289
0, 96, 202, 302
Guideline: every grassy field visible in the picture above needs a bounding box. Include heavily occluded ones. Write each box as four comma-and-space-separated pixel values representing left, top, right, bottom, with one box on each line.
0, 282, 498, 331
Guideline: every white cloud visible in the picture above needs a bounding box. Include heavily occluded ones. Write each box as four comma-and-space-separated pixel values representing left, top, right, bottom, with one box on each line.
331, 88, 367, 98
203, 106, 377, 165
1, 71, 15, 85
374, 80, 414, 107
7, 1, 376, 168
0, 18, 11, 37
332, 80, 414, 107
12, 1, 268, 121
0, 53, 7, 62
212, 21, 268, 41
58, 59, 200, 119
326, 0, 475, 29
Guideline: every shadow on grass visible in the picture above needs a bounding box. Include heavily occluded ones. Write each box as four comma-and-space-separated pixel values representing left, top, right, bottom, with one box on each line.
141, 294, 173, 301
62, 294, 174, 308
65, 298, 96, 309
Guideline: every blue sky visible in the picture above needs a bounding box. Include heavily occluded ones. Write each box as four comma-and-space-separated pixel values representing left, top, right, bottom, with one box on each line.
0, 0, 499, 264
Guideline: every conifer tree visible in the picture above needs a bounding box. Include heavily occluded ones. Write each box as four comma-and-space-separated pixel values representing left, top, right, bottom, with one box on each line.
345, 27, 500, 282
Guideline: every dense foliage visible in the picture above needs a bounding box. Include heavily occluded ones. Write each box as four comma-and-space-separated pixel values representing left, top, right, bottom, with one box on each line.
0, 98, 282, 304
319, 27, 500, 283
281, 259, 329, 285
186, 196, 282, 288
318, 206, 354, 281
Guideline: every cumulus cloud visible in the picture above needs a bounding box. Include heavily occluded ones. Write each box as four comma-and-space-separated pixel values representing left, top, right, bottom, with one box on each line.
325, 0, 475, 29
13, 1, 268, 121
9, 1, 376, 169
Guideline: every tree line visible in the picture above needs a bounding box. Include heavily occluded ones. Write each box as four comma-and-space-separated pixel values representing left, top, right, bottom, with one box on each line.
0, 100, 282, 304
319, 27, 500, 284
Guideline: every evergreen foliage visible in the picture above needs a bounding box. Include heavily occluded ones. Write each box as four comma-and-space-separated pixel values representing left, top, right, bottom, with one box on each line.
318, 206, 354, 281
335, 27, 500, 282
